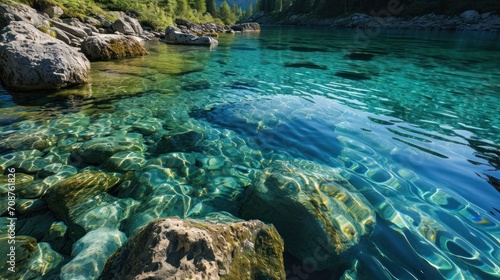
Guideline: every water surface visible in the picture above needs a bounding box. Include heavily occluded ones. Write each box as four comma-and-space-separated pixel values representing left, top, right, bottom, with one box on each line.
1, 27, 500, 279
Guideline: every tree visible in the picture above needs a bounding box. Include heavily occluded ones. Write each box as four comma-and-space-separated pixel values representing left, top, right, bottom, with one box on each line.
193, 0, 206, 13
247, 2, 253, 16
206, 0, 217, 16
218, 0, 234, 24
176, 0, 189, 15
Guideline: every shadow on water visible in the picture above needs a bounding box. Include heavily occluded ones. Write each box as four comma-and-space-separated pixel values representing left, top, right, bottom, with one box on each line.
190, 103, 344, 165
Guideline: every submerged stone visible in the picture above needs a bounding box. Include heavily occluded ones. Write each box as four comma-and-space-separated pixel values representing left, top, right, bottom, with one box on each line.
43, 170, 121, 237
103, 151, 146, 172
76, 133, 144, 164
100, 214, 285, 280
0, 132, 58, 152
0, 235, 37, 278
334, 71, 371, 81
344, 52, 375, 61
60, 228, 126, 280
155, 131, 203, 154
18, 242, 64, 279
241, 160, 376, 270
284, 61, 328, 70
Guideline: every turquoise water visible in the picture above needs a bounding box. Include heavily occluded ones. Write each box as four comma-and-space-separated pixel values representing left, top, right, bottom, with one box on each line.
1, 27, 500, 279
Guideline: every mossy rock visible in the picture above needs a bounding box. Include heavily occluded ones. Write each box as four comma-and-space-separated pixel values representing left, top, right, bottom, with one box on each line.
100, 213, 285, 280
81, 34, 149, 61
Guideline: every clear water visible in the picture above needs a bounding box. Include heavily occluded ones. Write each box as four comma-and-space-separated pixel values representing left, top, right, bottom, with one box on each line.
1, 27, 500, 279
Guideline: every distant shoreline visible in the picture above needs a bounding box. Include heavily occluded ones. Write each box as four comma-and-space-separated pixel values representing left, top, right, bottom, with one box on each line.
248, 10, 500, 32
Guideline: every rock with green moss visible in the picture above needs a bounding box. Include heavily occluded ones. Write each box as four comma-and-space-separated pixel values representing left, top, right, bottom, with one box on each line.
81, 34, 148, 61
241, 160, 376, 270
43, 170, 121, 236
100, 213, 285, 280
0, 235, 38, 279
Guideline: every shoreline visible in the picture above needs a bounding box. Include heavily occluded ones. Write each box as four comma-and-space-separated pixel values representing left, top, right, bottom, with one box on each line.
248, 10, 500, 32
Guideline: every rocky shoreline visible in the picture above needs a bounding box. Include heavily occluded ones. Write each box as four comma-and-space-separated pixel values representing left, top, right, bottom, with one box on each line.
250, 10, 500, 32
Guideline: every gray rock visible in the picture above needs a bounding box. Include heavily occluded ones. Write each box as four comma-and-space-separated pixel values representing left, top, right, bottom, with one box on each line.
100, 214, 285, 280
123, 16, 143, 35
0, 21, 90, 91
111, 18, 135, 35
230, 22, 261, 32
81, 34, 148, 61
84, 16, 101, 26
241, 160, 376, 270
164, 25, 218, 46
43, 6, 63, 18
50, 19, 88, 39
0, 0, 49, 29
51, 26, 71, 44
460, 10, 479, 23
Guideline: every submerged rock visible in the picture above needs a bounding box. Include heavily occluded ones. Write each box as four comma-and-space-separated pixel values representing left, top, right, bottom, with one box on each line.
284, 61, 328, 70
100, 214, 285, 280
60, 228, 126, 280
0, 21, 90, 91
76, 133, 144, 164
43, 170, 121, 236
335, 71, 371, 81
241, 160, 376, 270
81, 34, 149, 61
164, 25, 218, 46
344, 52, 375, 61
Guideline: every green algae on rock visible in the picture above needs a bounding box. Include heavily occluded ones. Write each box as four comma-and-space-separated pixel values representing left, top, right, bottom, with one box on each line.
43, 170, 121, 237
81, 34, 149, 61
241, 160, 376, 270
100, 213, 285, 280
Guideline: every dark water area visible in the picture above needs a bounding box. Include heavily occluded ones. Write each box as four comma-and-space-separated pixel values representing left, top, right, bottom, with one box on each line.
1, 27, 500, 279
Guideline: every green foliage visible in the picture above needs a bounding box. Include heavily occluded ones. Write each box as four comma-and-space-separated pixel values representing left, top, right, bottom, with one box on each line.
192, 0, 206, 13
218, 0, 234, 24
206, 0, 217, 17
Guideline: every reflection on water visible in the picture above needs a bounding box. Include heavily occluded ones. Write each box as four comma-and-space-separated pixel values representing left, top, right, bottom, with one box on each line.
1, 27, 500, 279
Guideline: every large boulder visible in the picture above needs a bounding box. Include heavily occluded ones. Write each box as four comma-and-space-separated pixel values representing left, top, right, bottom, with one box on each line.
0, 21, 90, 91
241, 160, 376, 270
164, 25, 218, 46
230, 22, 261, 32
43, 5, 64, 18
81, 34, 148, 61
111, 18, 135, 35
100, 214, 285, 280
460, 10, 479, 24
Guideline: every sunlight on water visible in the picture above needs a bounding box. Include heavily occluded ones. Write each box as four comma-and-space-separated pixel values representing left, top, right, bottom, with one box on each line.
1, 27, 499, 279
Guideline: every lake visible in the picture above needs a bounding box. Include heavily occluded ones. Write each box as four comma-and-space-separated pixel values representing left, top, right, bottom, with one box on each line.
1, 27, 499, 279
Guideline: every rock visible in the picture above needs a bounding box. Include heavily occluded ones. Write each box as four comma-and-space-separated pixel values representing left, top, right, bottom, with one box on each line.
103, 151, 146, 172
460, 10, 479, 23
81, 34, 148, 61
51, 26, 71, 44
123, 16, 143, 35
100, 214, 285, 280
0, 0, 49, 30
111, 18, 135, 35
0, 21, 90, 91
164, 25, 218, 46
43, 6, 63, 18
0, 235, 38, 278
76, 134, 145, 164
155, 130, 203, 154
43, 170, 121, 236
241, 160, 376, 270
230, 22, 261, 32
50, 19, 88, 39
84, 16, 102, 26
60, 228, 126, 280
20, 242, 64, 278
